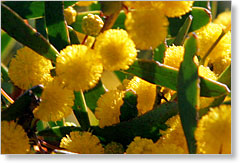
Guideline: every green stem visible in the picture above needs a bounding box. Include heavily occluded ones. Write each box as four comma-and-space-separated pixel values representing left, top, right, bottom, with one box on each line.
72, 91, 90, 131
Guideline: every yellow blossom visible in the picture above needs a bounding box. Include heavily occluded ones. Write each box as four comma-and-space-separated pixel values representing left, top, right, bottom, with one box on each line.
126, 137, 159, 154
196, 23, 231, 71
60, 131, 104, 154
195, 105, 231, 154
163, 45, 199, 69
33, 78, 74, 122
64, 6, 77, 25
156, 143, 185, 154
157, 115, 188, 153
94, 29, 137, 71
8, 46, 53, 90
125, 9, 169, 50
82, 14, 104, 36
214, 11, 231, 28
123, 1, 153, 9
75, 1, 96, 6
104, 142, 124, 154
151, 1, 194, 18
1, 121, 30, 154
95, 90, 124, 128
124, 76, 156, 115
56, 45, 103, 91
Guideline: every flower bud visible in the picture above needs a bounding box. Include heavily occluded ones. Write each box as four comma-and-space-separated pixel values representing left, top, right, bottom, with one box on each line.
82, 14, 104, 36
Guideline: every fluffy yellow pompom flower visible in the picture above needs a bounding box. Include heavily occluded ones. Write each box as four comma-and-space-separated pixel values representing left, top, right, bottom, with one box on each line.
95, 29, 137, 71
95, 90, 124, 128
33, 78, 74, 122
214, 11, 231, 28
82, 14, 104, 36
75, 1, 96, 6
125, 9, 169, 50
60, 131, 104, 154
157, 115, 188, 153
56, 45, 103, 91
126, 137, 159, 154
123, 1, 153, 9
152, 1, 194, 18
64, 6, 77, 25
1, 121, 30, 154
196, 23, 231, 64
195, 105, 231, 154
156, 143, 185, 154
124, 76, 156, 115
8, 46, 53, 90
163, 45, 199, 69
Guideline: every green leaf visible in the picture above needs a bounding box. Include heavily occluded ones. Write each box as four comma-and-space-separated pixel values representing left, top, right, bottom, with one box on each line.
1, 85, 43, 121
68, 26, 81, 44
37, 126, 83, 146
124, 59, 229, 97
173, 15, 193, 46
112, 11, 126, 29
168, 7, 211, 37
119, 91, 138, 122
3, 1, 77, 19
1, 31, 15, 62
89, 2, 101, 11
193, 1, 211, 10
84, 81, 105, 112
72, 91, 90, 131
45, 1, 70, 51
1, 4, 59, 62
177, 34, 199, 154
35, 18, 47, 38
92, 102, 178, 146
153, 43, 167, 63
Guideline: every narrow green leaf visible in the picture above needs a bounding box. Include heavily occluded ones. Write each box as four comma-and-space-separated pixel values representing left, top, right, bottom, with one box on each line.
45, 1, 70, 51
1, 63, 10, 82
153, 43, 167, 63
168, 7, 211, 36
112, 11, 126, 30
124, 59, 229, 97
173, 15, 193, 46
193, 1, 211, 10
177, 34, 199, 154
72, 91, 90, 131
1, 31, 15, 62
84, 81, 105, 112
68, 26, 81, 44
119, 91, 138, 122
37, 126, 83, 146
1, 4, 59, 62
3, 1, 77, 19
217, 64, 231, 90
1, 85, 43, 121
89, 2, 101, 11
114, 71, 131, 82
92, 102, 179, 146
35, 18, 47, 38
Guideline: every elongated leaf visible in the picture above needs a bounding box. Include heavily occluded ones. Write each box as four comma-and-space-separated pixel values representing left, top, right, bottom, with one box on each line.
1, 85, 43, 121
112, 11, 126, 29
1, 31, 15, 62
68, 26, 81, 44
92, 102, 178, 146
168, 7, 211, 36
173, 15, 193, 46
153, 43, 167, 63
193, 1, 211, 10
84, 81, 105, 112
1, 4, 59, 62
45, 1, 70, 51
124, 59, 229, 97
3, 1, 77, 19
35, 18, 47, 38
37, 126, 83, 146
177, 34, 199, 154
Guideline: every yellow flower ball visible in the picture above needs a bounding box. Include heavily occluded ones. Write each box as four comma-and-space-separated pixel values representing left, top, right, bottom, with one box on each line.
157, 115, 188, 153
1, 121, 30, 154
156, 143, 185, 154
163, 45, 199, 69
56, 45, 103, 91
126, 137, 159, 154
64, 6, 77, 25
211, 54, 231, 75
196, 23, 231, 64
214, 11, 231, 28
195, 105, 231, 154
33, 78, 74, 122
124, 76, 156, 115
95, 29, 137, 71
125, 9, 169, 50
60, 131, 104, 154
82, 14, 104, 36
123, 1, 153, 9
152, 1, 194, 18
95, 90, 124, 128
8, 46, 53, 90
